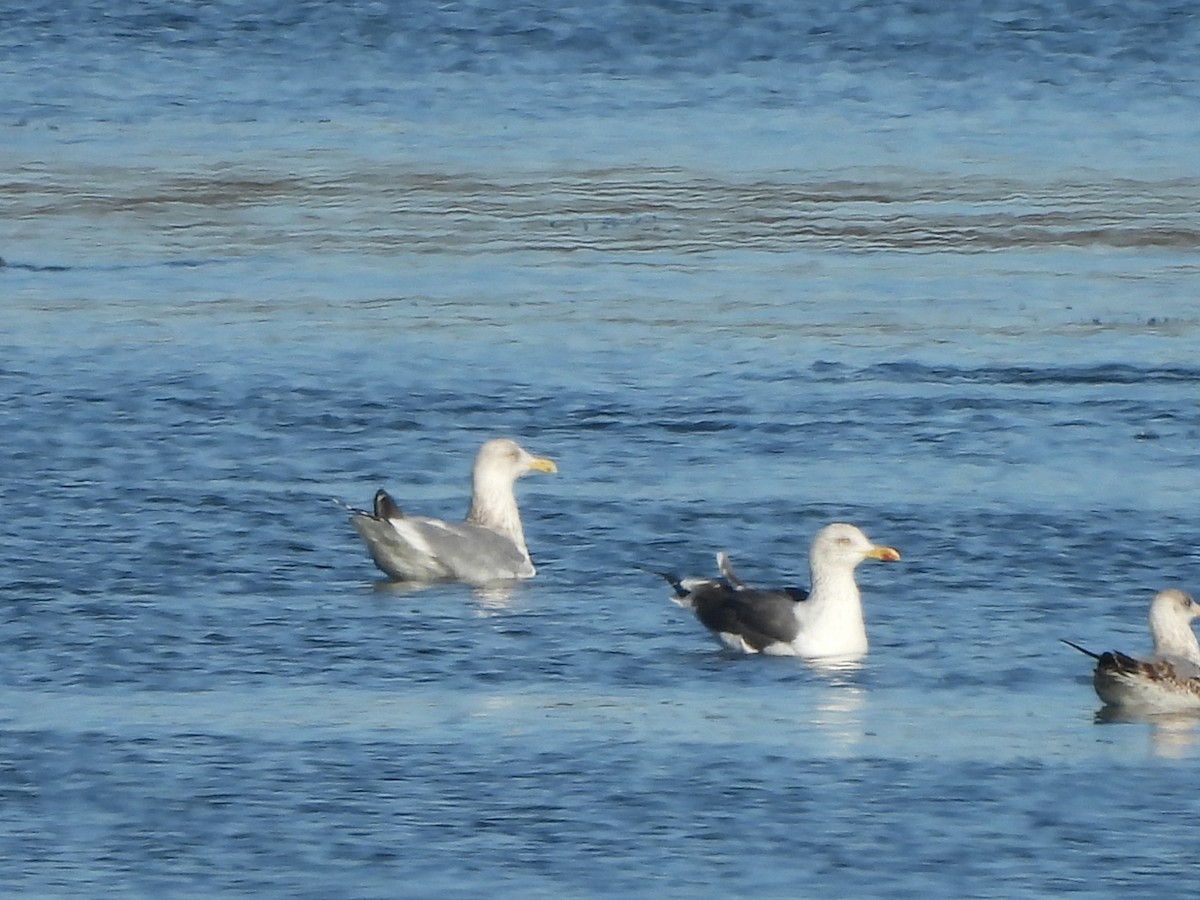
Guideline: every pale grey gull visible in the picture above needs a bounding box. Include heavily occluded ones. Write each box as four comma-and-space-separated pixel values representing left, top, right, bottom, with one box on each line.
650, 523, 901, 661
345, 438, 557, 585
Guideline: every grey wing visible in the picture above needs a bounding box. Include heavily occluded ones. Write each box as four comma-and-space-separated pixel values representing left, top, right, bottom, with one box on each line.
351, 514, 532, 584
351, 514, 448, 582
409, 518, 534, 583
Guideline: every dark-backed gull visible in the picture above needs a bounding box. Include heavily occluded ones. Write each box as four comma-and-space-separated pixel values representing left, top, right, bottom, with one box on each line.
650, 522, 901, 661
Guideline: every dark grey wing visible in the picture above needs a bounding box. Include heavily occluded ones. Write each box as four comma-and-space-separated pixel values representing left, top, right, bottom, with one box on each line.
690, 584, 804, 651
714, 553, 807, 600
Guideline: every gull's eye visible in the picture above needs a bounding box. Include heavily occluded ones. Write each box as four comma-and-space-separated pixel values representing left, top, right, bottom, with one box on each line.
836, 536, 852, 546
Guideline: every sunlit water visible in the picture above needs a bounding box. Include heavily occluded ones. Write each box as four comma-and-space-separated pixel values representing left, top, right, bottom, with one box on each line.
3, 1, 1200, 896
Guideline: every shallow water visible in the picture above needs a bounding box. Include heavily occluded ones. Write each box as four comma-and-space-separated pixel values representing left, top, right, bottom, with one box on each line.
4, 1, 1200, 896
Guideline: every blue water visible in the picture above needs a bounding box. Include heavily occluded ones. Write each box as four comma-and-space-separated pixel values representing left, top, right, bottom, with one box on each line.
4, 1, 1200, 896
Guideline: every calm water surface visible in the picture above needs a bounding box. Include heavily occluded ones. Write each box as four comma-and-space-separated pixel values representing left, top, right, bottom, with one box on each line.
3, 1, 1200, 897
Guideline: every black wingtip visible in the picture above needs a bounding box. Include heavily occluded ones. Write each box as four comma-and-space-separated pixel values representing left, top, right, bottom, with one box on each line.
1060, 639, 1102, 660
637, 566, 688, 598
373, 489, 403, 520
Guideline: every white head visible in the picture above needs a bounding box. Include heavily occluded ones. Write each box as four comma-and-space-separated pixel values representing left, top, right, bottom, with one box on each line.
793, 523, 901, 660
465, 438, 557, 545
809, 523, 901, 573
1148, 588, 1200, 662
473, 438, 558, 486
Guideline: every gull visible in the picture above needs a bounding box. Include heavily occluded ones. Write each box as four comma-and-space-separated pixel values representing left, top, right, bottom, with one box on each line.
649, 522, 900, 661
343, 438, 557, 585
1064, 588, 1200, 713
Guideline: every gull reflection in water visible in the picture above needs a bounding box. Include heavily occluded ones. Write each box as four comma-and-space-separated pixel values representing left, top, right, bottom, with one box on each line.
471, 584, 517, 613
1095, 706, 1200, 759
370, 579, 428, 595
367, 578, 519, 614
807, 658, 867, 751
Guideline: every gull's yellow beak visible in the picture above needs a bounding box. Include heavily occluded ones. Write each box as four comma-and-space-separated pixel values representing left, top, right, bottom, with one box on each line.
528, 457, 558, 474
866, 545, 901, 562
